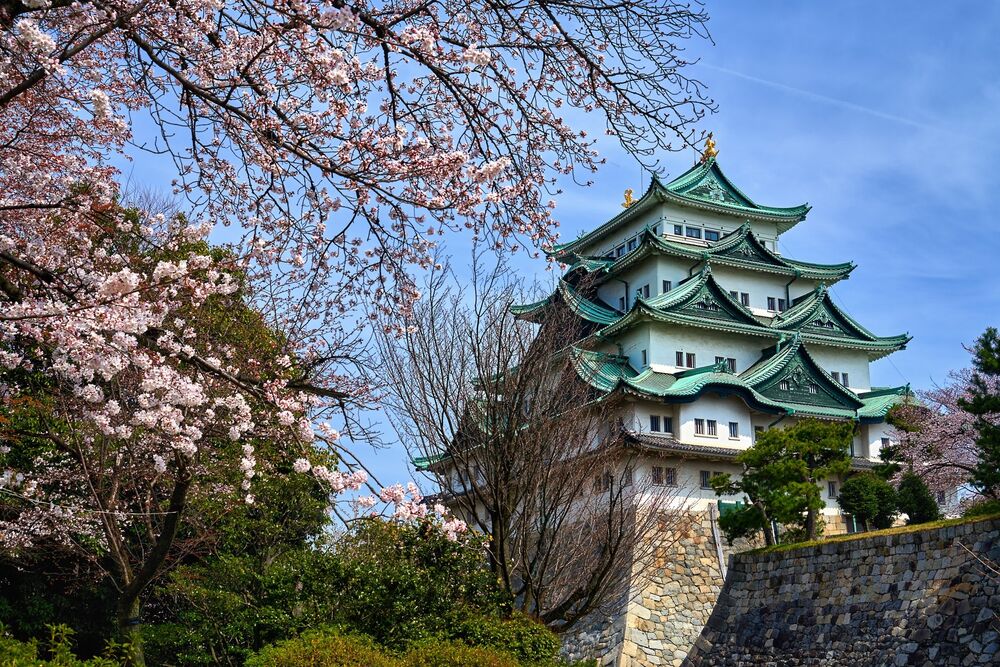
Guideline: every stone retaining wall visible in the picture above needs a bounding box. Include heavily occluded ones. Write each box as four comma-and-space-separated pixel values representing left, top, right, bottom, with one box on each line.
684, 516, 1000, 666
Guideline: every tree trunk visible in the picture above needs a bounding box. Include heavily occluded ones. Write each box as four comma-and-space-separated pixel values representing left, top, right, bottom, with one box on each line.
805, 508, 818, 540
116, 596, 145, 667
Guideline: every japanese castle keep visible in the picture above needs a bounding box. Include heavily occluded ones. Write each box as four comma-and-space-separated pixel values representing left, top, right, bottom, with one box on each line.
513, 141, 911, 665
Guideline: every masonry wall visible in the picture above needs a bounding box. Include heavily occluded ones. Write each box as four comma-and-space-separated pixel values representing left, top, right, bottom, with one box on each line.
684, 516, 1000, 667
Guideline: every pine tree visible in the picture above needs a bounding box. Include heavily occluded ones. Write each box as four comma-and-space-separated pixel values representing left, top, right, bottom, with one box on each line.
959, 327, 1000, 498
712, 419, 854, 543
896, 472, 940, 524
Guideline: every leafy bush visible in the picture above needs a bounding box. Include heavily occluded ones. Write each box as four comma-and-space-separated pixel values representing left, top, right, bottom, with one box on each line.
402, 641, 520, 667
0, 625, 125, 666
896, 472, 940, 524
451, 613, 560, 665
962, 498, 1000, 518
837, 473, 898, 530
244, 629, 399, 667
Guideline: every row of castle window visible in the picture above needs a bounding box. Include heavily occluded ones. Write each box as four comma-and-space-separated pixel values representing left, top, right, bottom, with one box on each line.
672, 224, 721, 242
606, 222, 729, 259
728, 290, 751, 307
673, 351, 737, 373
831, 371, 850, 386
649, 415, 673, 433
694, 419, 740, 439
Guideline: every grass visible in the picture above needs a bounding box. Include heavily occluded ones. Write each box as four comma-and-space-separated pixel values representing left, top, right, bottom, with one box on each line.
751, 512, 1000, 555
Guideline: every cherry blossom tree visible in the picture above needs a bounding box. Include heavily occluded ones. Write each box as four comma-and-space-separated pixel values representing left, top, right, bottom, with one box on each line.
888, 368, 998, 500
0, 0, 713, 659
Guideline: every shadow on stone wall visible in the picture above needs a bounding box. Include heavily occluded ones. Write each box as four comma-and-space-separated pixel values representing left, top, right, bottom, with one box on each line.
684, 517, 1000, 666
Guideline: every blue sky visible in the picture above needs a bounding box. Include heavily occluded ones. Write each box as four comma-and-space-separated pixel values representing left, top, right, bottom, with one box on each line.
120, 2, 1000, 487
369, 1, 1000, 487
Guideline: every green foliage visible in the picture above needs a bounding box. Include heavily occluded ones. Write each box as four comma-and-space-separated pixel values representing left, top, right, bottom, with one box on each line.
450, 614, 560, 665
321, 519, 509, 651
960, 327, 1000, 497
401, 641, 520, 667
837, 473, 898, 530
244, 629, 400, 667
144, 518, 508, 665
0, 625, 127, 666
896, 472, 941, 524
963, 498, 1000, 518
712, 419, 854, 543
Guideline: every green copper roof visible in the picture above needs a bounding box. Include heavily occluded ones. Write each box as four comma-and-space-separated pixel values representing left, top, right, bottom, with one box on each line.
663, 158, 810, 226
570, 341, 904, 424
771, 285, 911, 359
739, 333, 864, 415
597, 266, 781, 340
550, 158, 809, 258
511, 280, 620, 325
857, 385, 911, 423
562, 223, 853, 284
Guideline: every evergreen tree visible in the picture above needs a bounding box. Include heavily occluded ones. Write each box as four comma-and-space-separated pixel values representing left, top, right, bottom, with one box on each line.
896, 472, 940, 524
959, 327, 1000, 498
712, 419, 854, 543
837, 473, 898, 531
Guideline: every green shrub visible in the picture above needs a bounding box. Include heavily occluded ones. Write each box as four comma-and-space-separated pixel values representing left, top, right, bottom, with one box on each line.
402, 641, 520, 667
245, 629, 400, 667
962, 498, 1000, 518
0, 625, 124, 666
896, 472, 940, 524
837, 473, 898, 530
452, 613, 560, 665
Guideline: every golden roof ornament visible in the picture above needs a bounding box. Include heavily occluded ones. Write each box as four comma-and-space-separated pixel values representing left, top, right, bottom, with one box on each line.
622, 188, 635, 209
700, 132, 718, 163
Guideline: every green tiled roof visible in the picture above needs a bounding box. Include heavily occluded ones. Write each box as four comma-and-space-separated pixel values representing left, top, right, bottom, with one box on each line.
568, 335, 907, 423
511, 280, 619, 325
857, 385, 911, 423
561, 223, 853, 284
771, 285, 911, 359
519, 269, 907, 360
549, 158, 809, 259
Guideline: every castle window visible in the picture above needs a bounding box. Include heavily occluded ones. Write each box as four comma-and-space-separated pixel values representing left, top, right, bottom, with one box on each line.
828, 481, 838, 498
695, 418, 705, 435
685, 227, 702, 239
707, 419, 718, 436
627, 238, 637, 251
778, 298, 787, 312
641, 284, 650, 298
740, 292, 750, 307
699, 470, 712, 489
881, 437, 890, 448
686, 352, 696, 368
652, 466, 678, 487
623, 466, 633, 487
729, 290, 738, 300
595, 470, 613, 493
831, 371, 840, 383
841, 373, 850, 387
727, 357, 736, 372
652, 224, 660, 235
662, 280, 672, 293
705, 230, 720, 242
615, 245, 625, 257
767, 297, 777, 311
715, 355, 725, 366
650, 415, 661, 432
663, 417, 673, 434
675, 351, 684, 366
779, 379, 790, 391
808, 384, 818, 394
619, 296, 626, 311
728, 422, 739, 439
641, 349, 647, 366
673, 224, 683, 235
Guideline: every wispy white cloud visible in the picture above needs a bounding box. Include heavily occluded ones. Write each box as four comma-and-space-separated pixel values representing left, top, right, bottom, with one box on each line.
700, 62, 936, 131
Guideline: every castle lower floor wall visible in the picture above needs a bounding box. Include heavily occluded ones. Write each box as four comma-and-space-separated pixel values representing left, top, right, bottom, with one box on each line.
684, 516, 1000, 666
